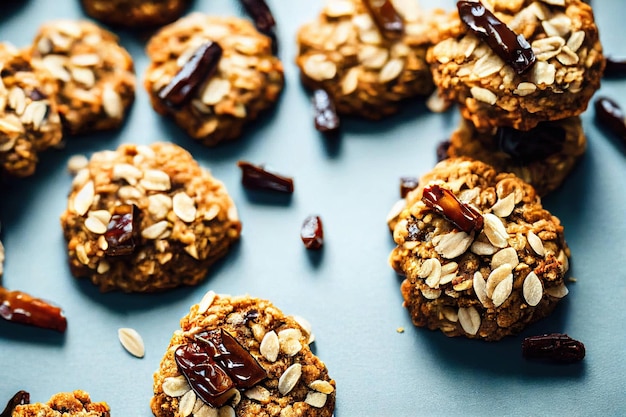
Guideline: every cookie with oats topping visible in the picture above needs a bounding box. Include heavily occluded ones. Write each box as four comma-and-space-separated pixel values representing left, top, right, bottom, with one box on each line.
144, 13, 284, 146
296, 0, 452, 119
80, 0, 191, 28
10, 390, 110, 417
427, 0, 605, 131
59, 142, 241, 293
0, 42, 63, 178
445, 116, 586, 196
388, 157, 571, 341
30, 20, 135, 135
151, 292, 335, 417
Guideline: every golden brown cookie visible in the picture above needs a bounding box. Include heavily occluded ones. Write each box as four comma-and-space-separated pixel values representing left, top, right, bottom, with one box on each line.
11, 390, 110, 417
80, 0, 191, 28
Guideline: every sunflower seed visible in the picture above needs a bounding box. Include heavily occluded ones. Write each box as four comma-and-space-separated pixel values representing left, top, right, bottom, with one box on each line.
305, 392, 328, 408
142, 221, 169, 240
278, 328, 303, 356
419, 258, 442, 288
162, 375, 191, 397
309, 380, 334, 394
442, 306, 458, 322
470, 86, 497, 105
527, 231, 545, 256
473, 271, 489, 307
173, 192, 197, 223
491, 274, 513, 307
85, 213, 108, 234
244, 386, 271, 403
197, 290, 216, 315
73, 180, 95, 216
179, 389, 196, 417
358, 46, 388, 69
341, 67, 360, 95
523, 271, 543, 306
41, 55, 71, 81
566, 31, 585, 53
486, 264, 513, 298
140, 169, 171, 191
435, 231, 473, 259
8, 87, 26, 115
379, 58, 404, 83
118, 327, 145, 358
278, 363, 302, 395
201, 78, 231, 105
71, 67, 95, 87
458, 306, 480, 336
545, 283, 569, 298
260, 330, 279, 362
102, 85, 123, 119
491, 247, 519, 270
483, 213, 509, 248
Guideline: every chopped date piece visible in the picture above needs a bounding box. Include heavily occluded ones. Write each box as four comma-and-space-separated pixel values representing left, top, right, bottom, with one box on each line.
301, 215, 324, 250
603, 57, 626, 78
400, 177, 419, 198
422, 184, 483, 233
104, 204, 140, 257
363, 0, 404, 40
237, 161, 294, 193
522, 333, 586, 363
497, 123, 566, 163
312, 89, 340, 135
158, 42, 223, 107
239, 0, 278, 54
0, 287, 67, 332
0, 391, 29, 417
436, 140, 451, 162
594, 96, 626, 140
458, 0, 535, 75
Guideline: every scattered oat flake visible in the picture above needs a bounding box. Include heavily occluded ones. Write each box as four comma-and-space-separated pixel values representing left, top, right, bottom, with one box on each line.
568, 277, 577, 283
118, 327, 145, 358
396, 327, 405, 333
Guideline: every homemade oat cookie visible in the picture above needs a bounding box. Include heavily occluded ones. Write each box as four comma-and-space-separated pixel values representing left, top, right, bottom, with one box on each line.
151, 292, 335, 417
427, 0, 605, 131
11, 390, 110, 417
389, 158, 570, 341
144, 13, 284, 146
0, 42, 63, 177
60, 142, 242, 292
31, 20, 135, 135
296, 0, 453, 119
80, 0, 191, 28
446, 116, 586, 195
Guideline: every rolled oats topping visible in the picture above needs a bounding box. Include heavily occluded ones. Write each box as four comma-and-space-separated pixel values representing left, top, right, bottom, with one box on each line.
390, 158, 570, 341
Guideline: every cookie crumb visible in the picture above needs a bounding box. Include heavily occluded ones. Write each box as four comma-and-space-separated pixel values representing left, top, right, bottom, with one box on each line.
396, 327, 405, 333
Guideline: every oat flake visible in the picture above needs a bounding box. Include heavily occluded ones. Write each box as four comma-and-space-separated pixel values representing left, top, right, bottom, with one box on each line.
118, 327, 145, 358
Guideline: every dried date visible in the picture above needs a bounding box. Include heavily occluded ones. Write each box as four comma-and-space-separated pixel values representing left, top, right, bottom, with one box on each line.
312, 89, 340, 135
522, 333, 585, 363
237, 161, 294, 193
458, 0, 535, 74
0, 287, 67, 332
0, 391, 29, 417
400, 177, 419, 198
239, 0, 278, 54
436, 140, 451, 162
363, 0, 404, 40
301, 215, 324, 250
158, 42, 223, 107
422, 184, 483, 233
594, 96, 626, 140
104, 204, 140, 257
603, 57, 626, 78
496, 123, 565, 163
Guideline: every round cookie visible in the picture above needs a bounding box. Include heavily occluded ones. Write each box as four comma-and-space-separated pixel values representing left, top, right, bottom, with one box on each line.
31, 20, 135, 135
296, 0, 453, 119
0, 42, 63, 177
427, 0, 605, 131
10, 390, 110, 417
80, 0, 190, 28
446, 116, 586, 196
59, 142, 242, 292
144, 13, 284, 146
151, 292, 335, 417
389, 157, 571, 341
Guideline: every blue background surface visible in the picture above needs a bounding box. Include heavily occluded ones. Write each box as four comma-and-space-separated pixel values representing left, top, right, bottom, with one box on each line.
1, 1, 625, 415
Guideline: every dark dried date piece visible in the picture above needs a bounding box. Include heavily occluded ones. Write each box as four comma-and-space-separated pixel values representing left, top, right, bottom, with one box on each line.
0, 391, 30, 417
237, 161, 294, 193
312, 89, 340, 135
497, 123, 566, 163
0, 287, 67, 332
603, 57, 626, 78
458, 0, 535, 74
363, 0, 404, 40
158, 42, 223, 107
301, 215, 324, 250
400, 177, 419, 198
594, 96, 626, 140
104, 204, 140, 257
522, 333, 585, 363
436, 140, 451, 162
239, 0, 278, 54
422, 184, 483, 233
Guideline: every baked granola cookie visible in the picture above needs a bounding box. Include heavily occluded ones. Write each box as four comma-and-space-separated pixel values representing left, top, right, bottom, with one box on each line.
0, 42, 63, 177
389, 157, 571, 341
59, 142, 241, 292
31, 20, 135, 135
151, 292, 335, 417
80, 0, 190, 28
11, 390, 110, 417
296, 0, 453, 119
446, 116, 586, 196
144, 13, 284, 146
427, 0, 605, 131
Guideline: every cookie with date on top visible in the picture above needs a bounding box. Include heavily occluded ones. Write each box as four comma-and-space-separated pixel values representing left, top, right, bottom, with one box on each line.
388, 157, 571, 341
151, 292, 335, 417
8, 390, 110, 417
427, 0, 605, 131
59, 142, 241, 293
144, 13, 284, 146
80, 0, 191, 28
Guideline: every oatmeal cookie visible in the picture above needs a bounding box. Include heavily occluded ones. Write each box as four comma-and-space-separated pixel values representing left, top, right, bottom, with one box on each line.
446, 116, 586, 196
80, 0, 190, 28
0, 42, 63, 177
427, 0, 605, 131
11, 390, 110, 417
151, 292, 335, 417
389, 157, 570, 341
144, 13, 284, 146
296, 0, 453, 119
31, 20, 135, 135
59, 142, 241, 292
